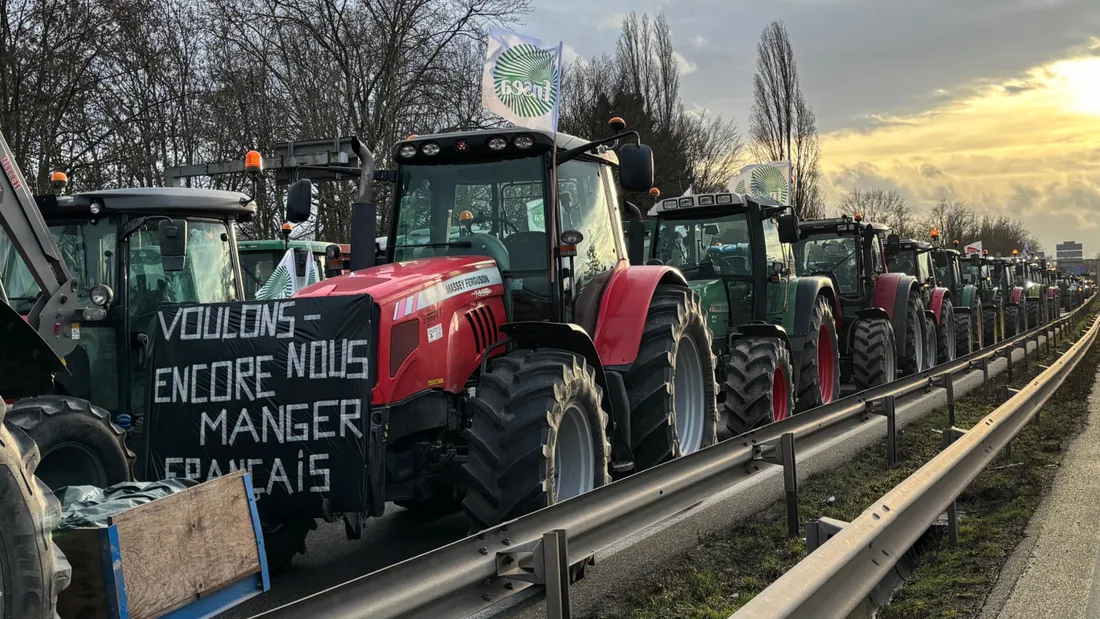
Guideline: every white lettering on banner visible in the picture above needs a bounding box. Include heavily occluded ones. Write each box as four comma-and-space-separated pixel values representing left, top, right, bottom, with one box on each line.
162, 451, 333, 498
158, 301, 298, 342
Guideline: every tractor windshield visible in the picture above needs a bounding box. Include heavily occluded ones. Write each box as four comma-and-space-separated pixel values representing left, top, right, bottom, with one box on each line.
793, 235, 859, 295
127, 219, 237, 319
651, 213, 752, 276
0, 217, 118, 314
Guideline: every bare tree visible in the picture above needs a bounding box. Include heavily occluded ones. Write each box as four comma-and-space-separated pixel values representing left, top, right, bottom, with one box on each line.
837, 188, 915, 237
748, 21, 822, 218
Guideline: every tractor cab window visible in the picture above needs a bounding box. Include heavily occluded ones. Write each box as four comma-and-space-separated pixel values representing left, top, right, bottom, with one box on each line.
917, 251, 935, 284
887, 250, 915, 277
761, 217, 790, 316
932, 251, 957, 288
558, 160, 620, 298
0, 218, 118, 314
870, 236, 885, 274
127, 220, 237, 323
794, 235, 859, 296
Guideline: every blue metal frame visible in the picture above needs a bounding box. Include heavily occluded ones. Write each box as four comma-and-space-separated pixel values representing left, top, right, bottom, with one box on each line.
160, 574, 266, 619
99, 525, 130, 619
243, 473, 272, 592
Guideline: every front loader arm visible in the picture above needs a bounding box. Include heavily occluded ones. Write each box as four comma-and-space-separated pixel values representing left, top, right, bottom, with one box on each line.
0, 129, 77, 358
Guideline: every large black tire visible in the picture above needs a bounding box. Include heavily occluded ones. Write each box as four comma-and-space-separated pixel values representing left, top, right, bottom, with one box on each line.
851, 318, 897, 390
924, 314, 939, 369
795, 297, 840, 412
0, 400, 71, 619
723, 338, 795, 435
898, 292, 926, 376
5, 396, 134, 491
463, 349, 611, 531
623, 284, 718, 470
1027, 298, 1040, 331
261, 516, 317, 574
955, 311, 973, 357
982, 306, 998, 347
1004, 303, 1019, 337
936, 299, 956, 364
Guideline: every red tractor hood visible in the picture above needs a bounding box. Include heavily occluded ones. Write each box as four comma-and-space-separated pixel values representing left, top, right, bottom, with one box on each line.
296, 255, 501, 305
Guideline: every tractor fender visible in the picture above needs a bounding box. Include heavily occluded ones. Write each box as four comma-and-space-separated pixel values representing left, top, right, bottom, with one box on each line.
857, 307, 891, 321
888, 277, 919, 360
731, 321, 792, 353
1011, 287, 1026, 305
959, 285, 979, 311
499, 321, 634, 466
786, 276, 839, 356
592, 263, 689, 367
929, 287, 950, 323
871, 273, 913, 320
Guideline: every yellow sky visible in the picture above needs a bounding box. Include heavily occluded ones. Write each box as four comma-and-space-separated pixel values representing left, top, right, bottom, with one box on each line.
819, 47, 1100, 252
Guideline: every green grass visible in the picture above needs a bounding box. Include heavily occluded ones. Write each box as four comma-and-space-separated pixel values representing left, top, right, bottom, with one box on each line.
587, 312, 1100, 619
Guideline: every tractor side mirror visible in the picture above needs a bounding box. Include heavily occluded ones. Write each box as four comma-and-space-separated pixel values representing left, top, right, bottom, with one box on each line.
617, 144, 655, 192
777, 207, 799, 244
286, 178, 315, 224
772, 261, 788, 276
971, 254, 981, 267
157, 219, 188, 272
933, 251, 948, 268
886, 234, 901, 256
703, 224, 720, 236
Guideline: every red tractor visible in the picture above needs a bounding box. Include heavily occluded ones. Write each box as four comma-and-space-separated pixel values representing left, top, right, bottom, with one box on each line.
884, 234, 956, 369
279, 121, 720, 533
793, 215, 925, 386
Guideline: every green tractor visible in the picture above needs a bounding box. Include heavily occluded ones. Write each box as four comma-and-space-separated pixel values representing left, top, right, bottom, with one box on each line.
646, 192, 842, 435
991, 254, 1029, 336
238, 238, 348, 299
1013, 256, 1050, 328
930, 241, 984, 354
884, 235, 956, 368
959, 250, 1006, 347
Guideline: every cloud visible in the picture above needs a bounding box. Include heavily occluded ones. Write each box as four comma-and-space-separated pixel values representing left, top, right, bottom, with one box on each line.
920, 164, 943, 178
673, 51, 697, 75
597, 12, 624, 32
691, 34, 707, 49
561, 43, 581, 65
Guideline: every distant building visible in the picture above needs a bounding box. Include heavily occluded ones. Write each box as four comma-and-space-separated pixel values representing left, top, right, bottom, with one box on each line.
1057, 241, 1087, 276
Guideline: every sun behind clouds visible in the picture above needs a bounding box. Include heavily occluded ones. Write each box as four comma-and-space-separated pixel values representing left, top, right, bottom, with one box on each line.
1054, 56, 1100, 116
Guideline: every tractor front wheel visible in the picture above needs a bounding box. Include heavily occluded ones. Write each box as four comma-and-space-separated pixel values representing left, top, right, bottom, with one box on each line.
955, 311, 973, 357
982, 306, 998, 347
795, 298, 840, 412
937, 300, 956, 363
1004, 303, 1019, 337
723, 337, 795, 435
1027, 298, 1041, 331
462, 349, 610, 531
623, 284, 718, 470
899, 292, 927, 376
851, 318, 897, 390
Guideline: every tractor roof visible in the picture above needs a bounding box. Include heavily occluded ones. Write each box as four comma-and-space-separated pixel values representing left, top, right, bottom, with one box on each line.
396, 127, 618, 165
899, 238, 933, 251
36, 187, 255, 220
798, 217, 889, 237
647, 191, 781, 218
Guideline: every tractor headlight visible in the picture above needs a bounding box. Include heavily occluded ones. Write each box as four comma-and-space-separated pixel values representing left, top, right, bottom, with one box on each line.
398, 144, 417, 159
89, 284, 114, 308
421, 142, 440, 156
513, 134, 534, 149
487, 137, 508, 151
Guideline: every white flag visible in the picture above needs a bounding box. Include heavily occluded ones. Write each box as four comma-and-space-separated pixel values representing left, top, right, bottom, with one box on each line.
682, 186, 694, 197
964, 241, 983, 255
729, 161, 792, 206
482, 27, 563, 132
255, 249, 298, 300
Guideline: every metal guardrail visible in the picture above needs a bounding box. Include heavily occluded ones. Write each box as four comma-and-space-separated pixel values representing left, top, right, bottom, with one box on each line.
730, 305, 1100, 619
254, 299, 1093, 619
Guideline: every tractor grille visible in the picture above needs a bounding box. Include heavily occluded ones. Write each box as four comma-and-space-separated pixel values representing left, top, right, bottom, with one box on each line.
464, 306, 498, 351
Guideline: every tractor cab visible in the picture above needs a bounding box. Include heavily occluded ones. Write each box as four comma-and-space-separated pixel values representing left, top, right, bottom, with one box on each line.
238, 238, 341, 299
886, 238, 938, 289
793, 215, 888, 313
0, 187, 254, 425
645, 192, 800, 345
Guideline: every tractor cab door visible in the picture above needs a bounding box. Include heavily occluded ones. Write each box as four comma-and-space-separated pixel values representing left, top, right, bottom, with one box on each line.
761, 216, 792, 324
124, 217, 241, 423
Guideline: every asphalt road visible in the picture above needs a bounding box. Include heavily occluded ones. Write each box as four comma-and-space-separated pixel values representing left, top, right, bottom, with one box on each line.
220, 505, 472, 618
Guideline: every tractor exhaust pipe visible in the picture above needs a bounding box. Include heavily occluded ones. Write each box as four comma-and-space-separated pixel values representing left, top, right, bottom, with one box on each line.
350, 137, 377, 272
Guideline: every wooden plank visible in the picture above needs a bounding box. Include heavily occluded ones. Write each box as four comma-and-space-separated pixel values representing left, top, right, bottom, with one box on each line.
109, 471, 260, 619
55, 528, 110, 619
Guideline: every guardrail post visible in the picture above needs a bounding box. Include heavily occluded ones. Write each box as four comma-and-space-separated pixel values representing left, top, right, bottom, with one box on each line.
543, 530, 570, 619
942, 428, 967, 544
1003, 346, 1013, 381
805, 517, 848, 552
941, 373, 956, 427
867, 397, 897, 465
759, 432, 799, 537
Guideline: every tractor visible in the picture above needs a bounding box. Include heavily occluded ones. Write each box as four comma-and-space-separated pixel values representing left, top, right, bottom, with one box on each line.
792, 215, 921, 389
991, 254, 1029, 336
884, 234, 956, 368
171, 121, 721, 549
959, 249, 1006, 347
644, 192, 842, 434
238, 237, 349, 299
930, 240, 983, 354
1010, 254, 1049, 328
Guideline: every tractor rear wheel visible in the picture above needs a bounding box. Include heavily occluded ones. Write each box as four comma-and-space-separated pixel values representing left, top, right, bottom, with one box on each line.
462, 349, 610, 531
1004, 304, 1019, 337
955, 311, 973, 357
924, 314, 938, 370
982, 306, 998, 347
1027, 298, 1040, 331
5, 396, 135, 490
0, 400, 71, 619
261, 516, 318, 574
851, 318, 897, 390
623, 285, 717, 470
795, 297, 840, 412
898, 292, 926, 376
723, 338, 795, 436
937, 300, 956, 363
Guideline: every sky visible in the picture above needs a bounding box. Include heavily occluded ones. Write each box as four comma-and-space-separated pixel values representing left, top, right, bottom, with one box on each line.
520, 0, 1100, 256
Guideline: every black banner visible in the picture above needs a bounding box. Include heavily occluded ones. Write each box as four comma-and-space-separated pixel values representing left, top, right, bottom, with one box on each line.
146, 296, 374, 515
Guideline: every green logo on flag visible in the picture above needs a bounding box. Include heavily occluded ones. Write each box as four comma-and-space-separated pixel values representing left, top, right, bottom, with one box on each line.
493, 44, 559, 118
750, 165, 790, 204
